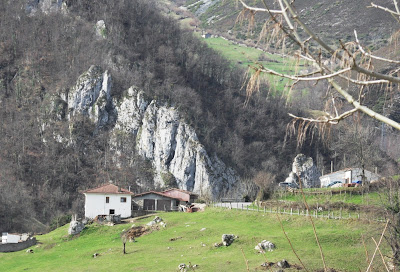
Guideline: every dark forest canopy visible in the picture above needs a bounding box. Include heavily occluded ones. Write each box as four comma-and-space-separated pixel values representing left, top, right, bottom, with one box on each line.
0, 0, 395, 232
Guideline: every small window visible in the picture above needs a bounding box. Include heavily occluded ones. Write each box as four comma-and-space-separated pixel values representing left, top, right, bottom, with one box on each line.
109, 209, 115, 215
106, 197, 109, 203
121, 197, 127, 203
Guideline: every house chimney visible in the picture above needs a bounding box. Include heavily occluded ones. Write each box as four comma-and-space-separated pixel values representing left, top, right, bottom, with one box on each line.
118, 185, 121, 192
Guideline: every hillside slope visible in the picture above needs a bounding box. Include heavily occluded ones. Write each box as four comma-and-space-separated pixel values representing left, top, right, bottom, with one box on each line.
175, 0, 398, 49
0, 209, 390, 271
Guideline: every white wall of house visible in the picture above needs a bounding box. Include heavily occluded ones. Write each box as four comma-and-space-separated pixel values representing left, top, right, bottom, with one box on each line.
320, 168, 380, 187
1, 233, 20, 244
84, 193, 132, 219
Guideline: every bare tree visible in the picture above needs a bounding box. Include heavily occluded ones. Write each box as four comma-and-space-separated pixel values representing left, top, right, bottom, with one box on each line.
238, 0, 400, 139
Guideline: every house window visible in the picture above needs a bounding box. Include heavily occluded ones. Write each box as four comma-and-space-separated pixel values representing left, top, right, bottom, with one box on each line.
121, 197, 127, 203
106, 197, 109, 203
109, 209, 115, 215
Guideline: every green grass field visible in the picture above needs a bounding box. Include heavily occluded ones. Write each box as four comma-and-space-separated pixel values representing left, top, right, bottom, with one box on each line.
276, 190, 381, 206
202, 37, 300, 93
0, 208, 390, 271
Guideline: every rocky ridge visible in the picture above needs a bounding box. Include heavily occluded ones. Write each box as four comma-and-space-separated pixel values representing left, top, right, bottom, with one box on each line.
56, 66, 240, 199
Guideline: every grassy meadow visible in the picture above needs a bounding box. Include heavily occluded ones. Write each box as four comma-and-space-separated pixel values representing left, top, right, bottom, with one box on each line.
0, 208, 390, 271
202, 37, 301, 93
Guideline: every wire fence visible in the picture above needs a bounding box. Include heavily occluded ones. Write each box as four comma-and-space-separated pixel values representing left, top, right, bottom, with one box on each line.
210, 202, 386, 222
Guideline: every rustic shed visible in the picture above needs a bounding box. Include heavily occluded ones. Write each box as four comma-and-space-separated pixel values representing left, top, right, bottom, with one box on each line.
132, 191, 179, 211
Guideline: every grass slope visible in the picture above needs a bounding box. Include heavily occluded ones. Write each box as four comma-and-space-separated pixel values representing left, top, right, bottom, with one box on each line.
0, 209, 389, 271
201, 37, 299, 93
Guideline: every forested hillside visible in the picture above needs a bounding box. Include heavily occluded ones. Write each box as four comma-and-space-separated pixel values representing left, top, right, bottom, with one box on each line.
0, 0, 397, 233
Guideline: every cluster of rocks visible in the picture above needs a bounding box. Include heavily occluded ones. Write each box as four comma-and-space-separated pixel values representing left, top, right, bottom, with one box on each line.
261, 259, 290, 269
146, 216, 166, 228
255, 240, 275, 252
215, 234, 238, 247
178, 263, 198, 272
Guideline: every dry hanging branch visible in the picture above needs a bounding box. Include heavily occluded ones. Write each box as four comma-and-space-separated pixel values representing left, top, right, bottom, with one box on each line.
238, 0, 400, 132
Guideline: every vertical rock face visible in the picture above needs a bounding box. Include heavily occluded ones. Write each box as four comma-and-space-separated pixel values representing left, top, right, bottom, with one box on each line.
284, 154, 321, 188
58, 66, 241, 199
67, 65, 113, 129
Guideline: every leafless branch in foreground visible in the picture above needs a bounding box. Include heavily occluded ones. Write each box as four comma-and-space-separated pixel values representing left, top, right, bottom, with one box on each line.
239, 0, 400, 135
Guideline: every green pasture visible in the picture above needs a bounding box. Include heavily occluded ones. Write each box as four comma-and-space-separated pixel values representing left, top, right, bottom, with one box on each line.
202, 37, 302, 92
0, 209, 390, 271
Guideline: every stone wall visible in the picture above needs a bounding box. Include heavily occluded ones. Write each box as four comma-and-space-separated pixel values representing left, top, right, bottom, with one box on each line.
0, 237, 36, 253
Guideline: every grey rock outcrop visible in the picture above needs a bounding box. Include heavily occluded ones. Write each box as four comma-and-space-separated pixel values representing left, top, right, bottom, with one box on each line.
284, 154, 321, 188
113, 84, 240, 199
54, 66, 241, 200
255, 240, 275, 252
67, 65, 114, 129
221, 234, 237, 246
27, 0, 66, 14
68, 217, 85, 235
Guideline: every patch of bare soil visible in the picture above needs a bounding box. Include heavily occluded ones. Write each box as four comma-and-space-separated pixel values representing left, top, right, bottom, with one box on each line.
125, 225, 160, 241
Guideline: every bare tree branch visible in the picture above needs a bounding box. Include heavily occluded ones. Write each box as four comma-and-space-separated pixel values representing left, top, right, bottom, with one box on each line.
239, 0, 400, 131
369, 2, 400, 17
354, 30, 400, 64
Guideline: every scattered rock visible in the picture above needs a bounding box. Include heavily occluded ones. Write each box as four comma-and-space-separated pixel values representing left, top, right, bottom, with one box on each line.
214, 242, 223, 247
147, 216, 164, 226
170, 236, 182, 241
277, 259, 290, 268
222, 234, 237, 246
160, 221, 167, 228
26, 249, 34, 253
255, 240, 275, 252
178, 263, 187, 271
200, 228, 206, 231
93, 253, 100, 258
201, 243, 206, 247
95, 20, 107, 38
261, 262, 274, 267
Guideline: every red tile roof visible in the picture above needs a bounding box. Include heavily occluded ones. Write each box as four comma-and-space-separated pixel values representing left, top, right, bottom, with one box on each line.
83, 184, 134, 195
132, 191, 178, 199
162, 188, 198, 196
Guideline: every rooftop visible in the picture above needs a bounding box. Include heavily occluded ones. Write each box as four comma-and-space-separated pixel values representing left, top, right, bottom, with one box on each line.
83, 184, 134, 195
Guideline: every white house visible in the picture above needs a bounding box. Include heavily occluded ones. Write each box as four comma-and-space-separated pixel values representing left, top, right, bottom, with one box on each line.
83, 184, 134, 219
319, 168, 380, 187
2, 232, 22, 244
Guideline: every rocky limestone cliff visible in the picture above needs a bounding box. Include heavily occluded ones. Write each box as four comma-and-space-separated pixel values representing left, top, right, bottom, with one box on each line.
57, 66, 241, 199
284, 154, 321, 188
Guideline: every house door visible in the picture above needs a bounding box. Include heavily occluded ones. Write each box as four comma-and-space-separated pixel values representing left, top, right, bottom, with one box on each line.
157, 200, 171, 211
143, 199, 155, 210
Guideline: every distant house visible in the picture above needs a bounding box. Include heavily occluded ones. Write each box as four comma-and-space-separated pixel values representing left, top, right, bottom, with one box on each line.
2, 233, 22, 244
132, 188, 199, 211
319, 168, 380, 187
83, 184, 134, 219
1, 232, 36, 252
